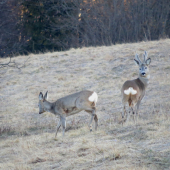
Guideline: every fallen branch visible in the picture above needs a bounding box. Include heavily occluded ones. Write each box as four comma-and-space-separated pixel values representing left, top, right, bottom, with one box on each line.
0, 56, 30, 69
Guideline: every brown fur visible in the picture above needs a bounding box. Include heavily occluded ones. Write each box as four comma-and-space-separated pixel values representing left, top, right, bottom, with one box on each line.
122, 78, 145, 107
128, 95, 132, 106
39, 90, 98, 137
121, 51, 151, 123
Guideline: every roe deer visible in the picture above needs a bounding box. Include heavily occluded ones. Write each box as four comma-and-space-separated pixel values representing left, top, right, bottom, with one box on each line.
38, 90, 98, 137
121, 51, 151, 123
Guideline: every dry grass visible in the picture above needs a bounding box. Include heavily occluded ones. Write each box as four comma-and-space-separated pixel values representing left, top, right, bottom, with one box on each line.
0, 39, 170, 170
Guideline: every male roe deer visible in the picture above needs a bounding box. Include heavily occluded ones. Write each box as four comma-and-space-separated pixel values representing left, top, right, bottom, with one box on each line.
121, 51, 151, 123
38, 90, 98, 137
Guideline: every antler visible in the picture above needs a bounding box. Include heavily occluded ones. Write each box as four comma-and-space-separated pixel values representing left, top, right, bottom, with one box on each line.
135, 54, 142, 65
143, 51, 148, 62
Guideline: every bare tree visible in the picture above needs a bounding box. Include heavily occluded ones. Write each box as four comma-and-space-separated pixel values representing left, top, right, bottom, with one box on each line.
0, 0, 23, 57
0, 0, 170, 57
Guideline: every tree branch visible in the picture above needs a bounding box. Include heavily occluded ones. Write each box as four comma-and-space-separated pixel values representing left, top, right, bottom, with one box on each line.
0, 56, 30, 69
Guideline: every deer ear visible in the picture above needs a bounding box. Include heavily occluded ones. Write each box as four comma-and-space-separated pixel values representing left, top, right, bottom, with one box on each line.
145, 58, 151, 65
39, 92, 43, 101
43, 91, 48, 101
134, 59, 139, 65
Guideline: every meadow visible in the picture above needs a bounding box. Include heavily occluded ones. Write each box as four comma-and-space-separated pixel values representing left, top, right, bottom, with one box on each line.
0, 39, 170, 170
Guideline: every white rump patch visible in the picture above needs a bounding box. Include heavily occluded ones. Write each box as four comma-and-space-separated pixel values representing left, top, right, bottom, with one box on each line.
88, 92, 98, 103
124, 87, 137, 95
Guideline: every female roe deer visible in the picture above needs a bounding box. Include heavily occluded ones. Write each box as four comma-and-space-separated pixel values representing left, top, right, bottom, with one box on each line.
121, 51, 151, 123
38, 90, 98, 137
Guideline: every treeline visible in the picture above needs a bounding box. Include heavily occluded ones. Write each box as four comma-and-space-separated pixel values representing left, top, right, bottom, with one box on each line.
1, 0, 170, 57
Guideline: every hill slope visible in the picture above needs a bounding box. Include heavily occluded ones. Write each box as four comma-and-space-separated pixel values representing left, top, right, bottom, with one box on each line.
0, 39, 170, 170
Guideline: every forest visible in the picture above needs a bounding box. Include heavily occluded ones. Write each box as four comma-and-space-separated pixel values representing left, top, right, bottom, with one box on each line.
1, 0, 170, 57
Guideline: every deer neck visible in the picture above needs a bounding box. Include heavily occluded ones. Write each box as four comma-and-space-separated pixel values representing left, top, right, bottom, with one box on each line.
44, 101, 56, 114
138, 74, 150, 87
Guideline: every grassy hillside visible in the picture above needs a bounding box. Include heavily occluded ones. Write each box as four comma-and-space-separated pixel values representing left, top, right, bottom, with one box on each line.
0, 39, 170, 170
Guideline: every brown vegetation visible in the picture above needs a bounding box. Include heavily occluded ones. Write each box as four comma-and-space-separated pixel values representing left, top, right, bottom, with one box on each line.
0, 39, 170, 169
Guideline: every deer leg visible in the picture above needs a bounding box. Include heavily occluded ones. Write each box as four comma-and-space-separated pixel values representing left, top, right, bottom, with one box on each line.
89, 114, 94, 132
91, 107, 98, 131
126, 107, 131, 123
122, 104, 127, 119
121, 104, 128, 125
94, 114, 98, 131
85, 107, 97, 132
60, 116, 66, 137
76, 98, 98, 131
135, 100, 141, 122
131, 107, 136, 124
136, 100, 141, 116
55, 119, 61, 138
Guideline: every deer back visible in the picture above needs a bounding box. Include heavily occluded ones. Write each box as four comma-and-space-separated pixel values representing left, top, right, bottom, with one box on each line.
54, 90, 97, 115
